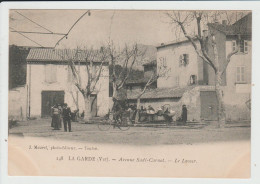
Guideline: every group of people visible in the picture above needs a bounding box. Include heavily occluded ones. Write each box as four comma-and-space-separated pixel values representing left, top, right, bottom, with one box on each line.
51, 103, 72, 132
113, 99, 188, 124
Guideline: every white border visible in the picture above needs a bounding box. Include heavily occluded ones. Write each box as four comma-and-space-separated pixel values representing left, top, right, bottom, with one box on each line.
1, 1, 260, 184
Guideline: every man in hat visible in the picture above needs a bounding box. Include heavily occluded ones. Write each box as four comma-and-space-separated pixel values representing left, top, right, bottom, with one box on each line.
181, 104, 187, 125
62, 103, 72, 132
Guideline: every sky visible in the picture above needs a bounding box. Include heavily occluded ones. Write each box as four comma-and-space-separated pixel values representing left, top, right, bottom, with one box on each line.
9, 10, 177, 49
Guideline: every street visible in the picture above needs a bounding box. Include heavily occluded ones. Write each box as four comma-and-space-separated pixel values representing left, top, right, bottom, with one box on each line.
9, 119, 250, 145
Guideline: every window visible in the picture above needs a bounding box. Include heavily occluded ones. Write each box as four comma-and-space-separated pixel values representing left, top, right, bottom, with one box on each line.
45, 64, 57, 83
159, 57, 167, 67
236, 66, 246, 83
233, 40, 249, 53
179, 54, 189, 67
232, 40, 236, 51
190, 75, 197, 85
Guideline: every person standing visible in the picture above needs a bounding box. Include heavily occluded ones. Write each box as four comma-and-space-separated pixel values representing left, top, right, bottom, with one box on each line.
57, 104, 63, 129
181, 104, 187, 125
52, 104, 60, 130
63, 103, 72, 132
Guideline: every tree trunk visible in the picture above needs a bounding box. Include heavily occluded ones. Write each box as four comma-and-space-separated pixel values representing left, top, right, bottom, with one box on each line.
215, 71, 226, 128
84, 95, 92, 122
111, 84, 118, 111
135, 98, 141, 124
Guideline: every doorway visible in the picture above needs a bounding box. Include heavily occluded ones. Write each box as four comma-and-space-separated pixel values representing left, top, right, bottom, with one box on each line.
200, 91, 218, 120
41, 91, 64, 117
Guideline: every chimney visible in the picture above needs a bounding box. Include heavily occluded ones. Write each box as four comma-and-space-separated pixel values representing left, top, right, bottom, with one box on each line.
222, 20, 227, 25
203, 30, 208, 38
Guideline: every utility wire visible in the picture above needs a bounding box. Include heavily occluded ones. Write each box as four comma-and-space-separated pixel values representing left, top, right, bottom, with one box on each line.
10, 27, 44, 47
54, 10, 91, 48
10, 30, 67, 36
15, 11, 53, 33
108, 10, 116, 43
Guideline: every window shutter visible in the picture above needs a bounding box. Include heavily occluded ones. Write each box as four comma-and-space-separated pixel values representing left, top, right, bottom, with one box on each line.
232, 40, 236, 51
236, 67, 241, 82
241, 67, 245, 82
179, 55, 183, 67
244, 40, 248, 53
186, 54, 189, 65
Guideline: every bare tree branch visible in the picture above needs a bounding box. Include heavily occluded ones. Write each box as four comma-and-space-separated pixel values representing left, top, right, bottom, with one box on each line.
221, 35, 240, 76
91, 48, 108, 92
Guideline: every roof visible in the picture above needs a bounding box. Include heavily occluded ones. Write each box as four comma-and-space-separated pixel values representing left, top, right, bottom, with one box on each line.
156, 38, 198, 49
157, 13, 252, 49
208, 23, 251, 36
127, 86, 195, 100
26, 48, 109, 63
126, 77, 154, 85
208, 13, 252, 36
142, 60, 157, 67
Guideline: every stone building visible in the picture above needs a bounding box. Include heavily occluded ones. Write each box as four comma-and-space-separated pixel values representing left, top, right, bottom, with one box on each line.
26, 48, 109, 118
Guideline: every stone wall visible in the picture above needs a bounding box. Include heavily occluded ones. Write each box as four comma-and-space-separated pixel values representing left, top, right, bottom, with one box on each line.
8, 86, 27, 121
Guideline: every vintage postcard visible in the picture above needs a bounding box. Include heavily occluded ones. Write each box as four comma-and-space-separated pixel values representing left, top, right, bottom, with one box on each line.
1, 2, 259, 184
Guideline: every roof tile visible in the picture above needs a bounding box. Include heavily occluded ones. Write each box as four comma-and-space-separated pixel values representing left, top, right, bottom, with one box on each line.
26, 48, 109, 63
127, 86, 195, 100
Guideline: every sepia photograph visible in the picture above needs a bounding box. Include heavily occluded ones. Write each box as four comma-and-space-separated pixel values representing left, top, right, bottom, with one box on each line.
6, 7, 253, 179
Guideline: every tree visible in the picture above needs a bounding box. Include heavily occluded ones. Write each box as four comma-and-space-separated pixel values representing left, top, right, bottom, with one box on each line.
108, 43, 146, 108
9, 45, 29, 89
134, 62, 170, 124
66, 47, 108, 122
166, 11, 247, 127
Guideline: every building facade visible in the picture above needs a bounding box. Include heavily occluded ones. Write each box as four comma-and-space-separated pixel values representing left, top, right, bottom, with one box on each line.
128, 13, 251, 122
26, 48, 109, 118
154, 13, 251, 121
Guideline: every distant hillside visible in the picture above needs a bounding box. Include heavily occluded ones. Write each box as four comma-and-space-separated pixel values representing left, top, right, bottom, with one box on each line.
108, 44, 156, 83
135, 44, 157, 68
109, 65, 144, 83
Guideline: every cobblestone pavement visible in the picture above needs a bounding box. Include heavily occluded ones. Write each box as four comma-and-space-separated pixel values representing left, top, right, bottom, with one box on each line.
9, 118, 250, 145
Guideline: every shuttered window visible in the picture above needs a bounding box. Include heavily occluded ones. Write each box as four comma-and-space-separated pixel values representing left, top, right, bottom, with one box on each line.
235, 40, 249, 53
236, 66, 246, 83
179, 54, 189, 66
45, 64, 57, 83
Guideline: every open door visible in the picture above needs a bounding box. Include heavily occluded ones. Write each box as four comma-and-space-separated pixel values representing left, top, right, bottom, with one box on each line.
41, 91, 64, 117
